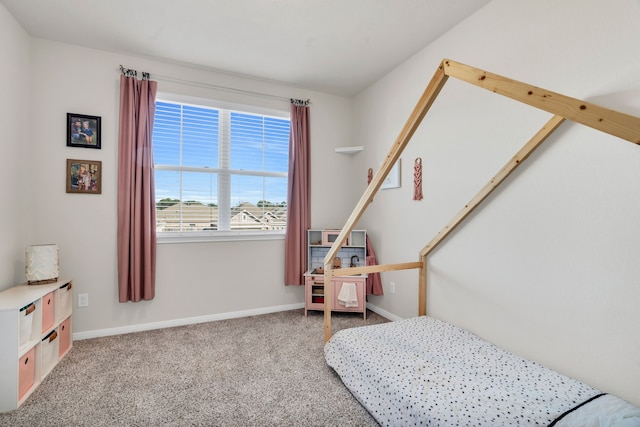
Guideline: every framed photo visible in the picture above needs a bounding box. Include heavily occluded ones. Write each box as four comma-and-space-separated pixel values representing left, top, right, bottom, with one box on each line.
67, 113, 101, 149
66, 159, 102, 194
381, 158, 401, 189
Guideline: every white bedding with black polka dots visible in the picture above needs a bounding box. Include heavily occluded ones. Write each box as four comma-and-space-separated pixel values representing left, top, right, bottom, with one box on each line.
324, 316, 640, 426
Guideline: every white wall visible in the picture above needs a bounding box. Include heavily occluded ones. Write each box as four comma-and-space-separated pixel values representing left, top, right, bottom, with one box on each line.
0, 4, 31, 290
24, 38, 354, 335
354, 0, 640, 406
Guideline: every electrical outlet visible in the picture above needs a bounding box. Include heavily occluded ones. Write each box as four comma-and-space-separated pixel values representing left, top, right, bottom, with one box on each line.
389, 281, 396, 294
78, 293, 89, 307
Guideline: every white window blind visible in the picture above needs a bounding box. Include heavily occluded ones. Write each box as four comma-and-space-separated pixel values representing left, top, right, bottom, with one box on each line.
153, 100, 289, 236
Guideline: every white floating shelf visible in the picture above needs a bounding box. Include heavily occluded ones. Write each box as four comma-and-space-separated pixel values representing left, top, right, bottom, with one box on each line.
335, 146, 364, 154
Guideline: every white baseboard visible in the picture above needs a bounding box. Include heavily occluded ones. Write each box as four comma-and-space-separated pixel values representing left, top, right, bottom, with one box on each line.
73, 302, 305, 340
366, 303, 403, 322
73, 302, 401, 341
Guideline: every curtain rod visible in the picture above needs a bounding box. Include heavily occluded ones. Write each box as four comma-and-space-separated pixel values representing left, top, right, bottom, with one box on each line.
155, 73, 301, 104
119, 65, 309, 104
119, 65, 150, 80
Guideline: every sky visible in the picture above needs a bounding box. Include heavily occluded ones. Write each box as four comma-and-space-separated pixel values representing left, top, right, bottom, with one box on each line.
153, 101, 289, 207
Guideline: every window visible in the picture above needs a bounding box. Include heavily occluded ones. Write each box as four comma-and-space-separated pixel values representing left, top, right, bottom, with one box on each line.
153, 99, 290, 240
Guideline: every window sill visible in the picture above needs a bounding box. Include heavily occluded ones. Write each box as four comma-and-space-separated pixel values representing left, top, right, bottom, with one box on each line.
157, 231, 286, 244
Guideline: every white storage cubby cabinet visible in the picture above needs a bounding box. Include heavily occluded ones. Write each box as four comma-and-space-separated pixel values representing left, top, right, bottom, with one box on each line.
0, 279, 73, 412
305, 229, 367, 318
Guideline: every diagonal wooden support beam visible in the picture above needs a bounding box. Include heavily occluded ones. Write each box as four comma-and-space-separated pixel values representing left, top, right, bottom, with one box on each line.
420, 114, 566, 258
325, 64, 448, 265
324, 63, 449, 343
442, 59, 640, 145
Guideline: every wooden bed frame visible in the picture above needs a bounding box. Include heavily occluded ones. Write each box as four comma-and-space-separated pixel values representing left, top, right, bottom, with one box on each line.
322, 58, 640, 342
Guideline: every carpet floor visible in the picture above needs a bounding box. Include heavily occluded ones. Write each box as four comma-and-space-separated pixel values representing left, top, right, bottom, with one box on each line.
1, 309, 388, 426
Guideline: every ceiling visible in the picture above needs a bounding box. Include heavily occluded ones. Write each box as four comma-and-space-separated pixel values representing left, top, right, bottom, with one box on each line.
1, 0, 491, 96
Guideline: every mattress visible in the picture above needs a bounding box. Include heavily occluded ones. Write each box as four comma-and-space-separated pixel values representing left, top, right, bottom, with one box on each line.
324, 316, 640, 426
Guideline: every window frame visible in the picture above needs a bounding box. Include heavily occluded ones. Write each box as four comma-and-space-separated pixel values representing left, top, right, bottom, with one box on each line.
153, 92, 290, 244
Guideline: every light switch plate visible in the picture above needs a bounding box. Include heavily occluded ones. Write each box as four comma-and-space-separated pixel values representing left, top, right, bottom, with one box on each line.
78, 293, 89, 307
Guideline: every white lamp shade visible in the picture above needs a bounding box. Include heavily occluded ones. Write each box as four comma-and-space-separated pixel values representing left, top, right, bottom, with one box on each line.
25, 244, 59, 283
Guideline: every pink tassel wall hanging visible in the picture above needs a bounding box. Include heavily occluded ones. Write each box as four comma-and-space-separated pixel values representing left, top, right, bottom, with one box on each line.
413, 158, 423, 200
368, 168, 373, 185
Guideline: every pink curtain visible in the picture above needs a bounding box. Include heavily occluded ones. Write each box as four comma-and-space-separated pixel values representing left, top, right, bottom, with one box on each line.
284, 100, 311, 285
117, 74, 158, 302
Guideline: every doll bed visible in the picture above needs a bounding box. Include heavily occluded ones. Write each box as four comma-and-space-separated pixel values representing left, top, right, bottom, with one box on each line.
325, 316, 640, 426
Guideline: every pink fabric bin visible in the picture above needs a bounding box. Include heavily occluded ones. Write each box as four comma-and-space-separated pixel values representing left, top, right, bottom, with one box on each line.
41, 291, 55, 333
18, 347, 35, 400
59, 317, 71, 357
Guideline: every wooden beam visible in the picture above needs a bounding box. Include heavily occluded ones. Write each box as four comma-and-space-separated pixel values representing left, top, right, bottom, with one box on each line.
420, 114, 566, 257
442, 59, 640, 145
323, 264, 335, 343
323, 62, 448, 342
323, 63, 449, 267
419, 255, 427, 316
335, 262, 423, 277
